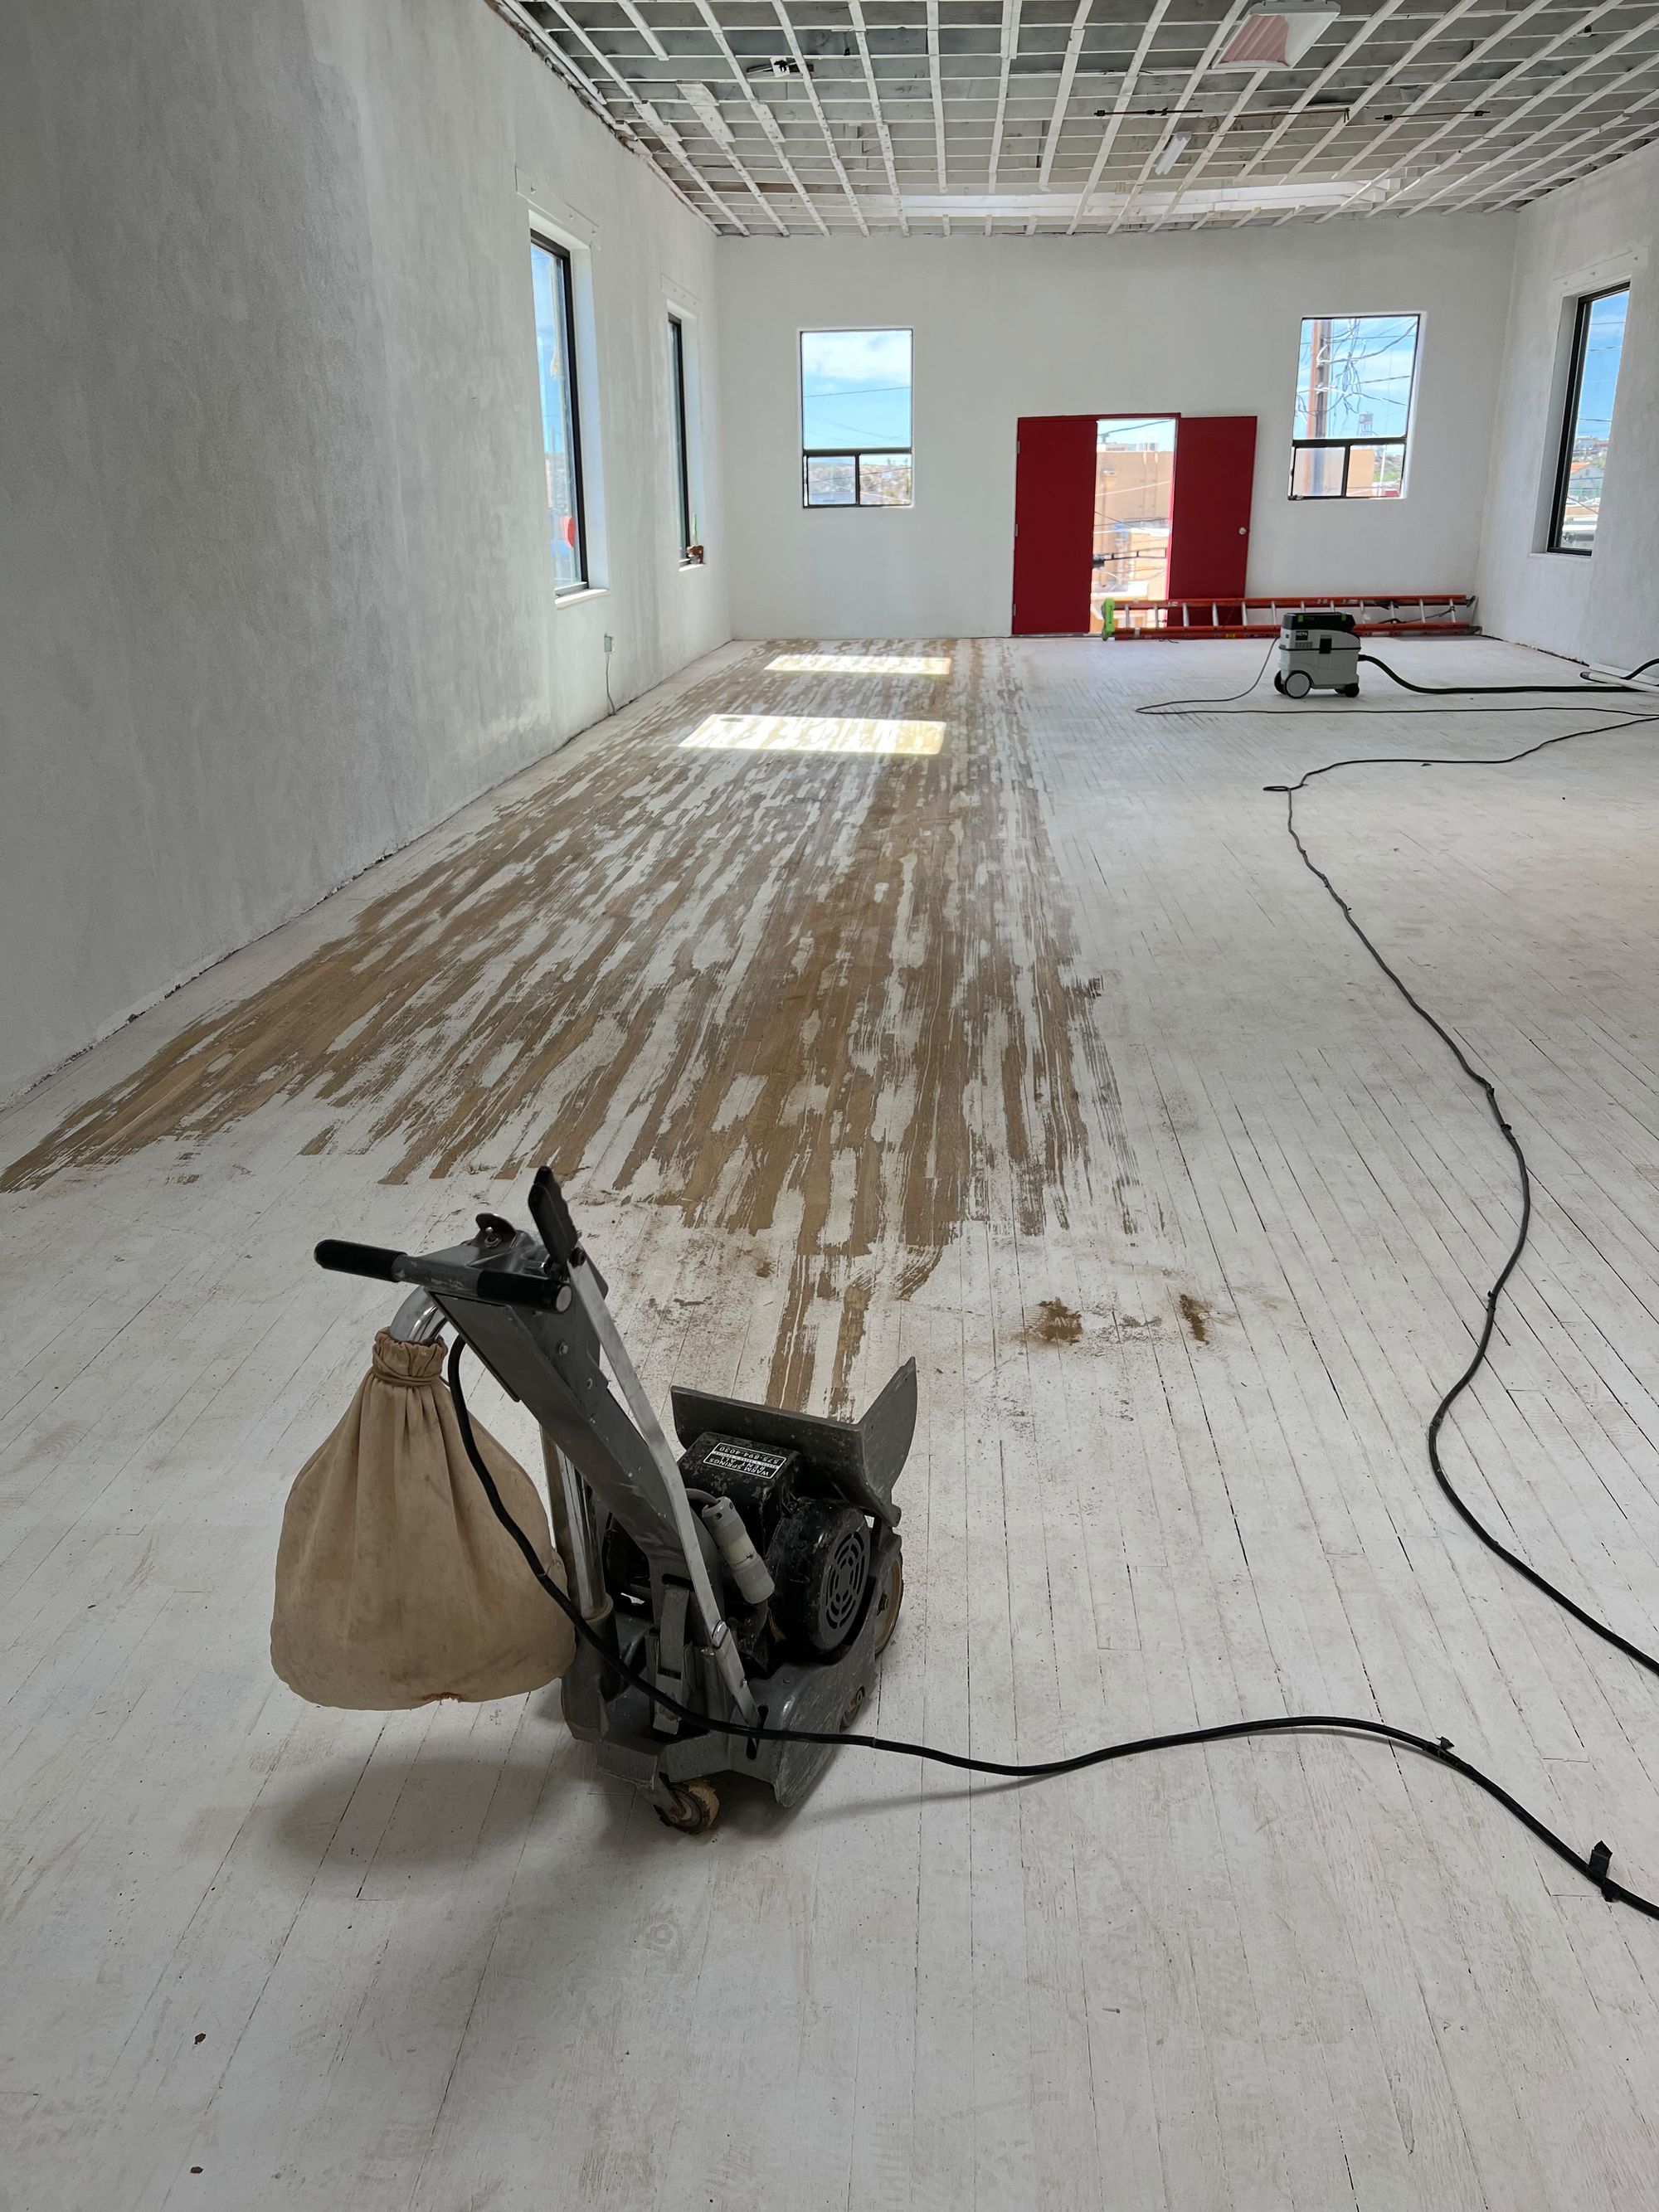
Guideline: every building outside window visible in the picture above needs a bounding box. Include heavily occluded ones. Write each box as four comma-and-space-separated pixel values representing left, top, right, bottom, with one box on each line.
1549, 284, 1628, 554
800, 329, 912, 508
1289, 313, 1420, 499
531, 236, 586, 590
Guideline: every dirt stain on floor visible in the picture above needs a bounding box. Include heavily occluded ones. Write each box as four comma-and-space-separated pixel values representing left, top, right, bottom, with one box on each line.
5, 642, 1134, 1411
1178, 1292, 1214, 1345
1024, 1298, 1083, 1347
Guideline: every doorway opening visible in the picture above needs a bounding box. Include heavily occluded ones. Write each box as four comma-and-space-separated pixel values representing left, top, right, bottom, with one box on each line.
1092, 417, 1176, 634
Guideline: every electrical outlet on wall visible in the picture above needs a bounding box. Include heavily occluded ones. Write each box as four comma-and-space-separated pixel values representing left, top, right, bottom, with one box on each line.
603, 633, 614, 654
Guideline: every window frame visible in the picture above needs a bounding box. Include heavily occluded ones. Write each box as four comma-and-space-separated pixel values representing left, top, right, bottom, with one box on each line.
1547, 281, 1629, 557
669, 313, 695, 561
1288, 436, 1408, 500
800, 328, 915, 511
800, 448, 914, 509
1287, 312, 1421, 503
532, 232, 589, 594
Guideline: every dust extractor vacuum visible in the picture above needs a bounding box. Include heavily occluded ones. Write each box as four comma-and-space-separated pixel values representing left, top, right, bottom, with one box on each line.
312, 1168, 908, 1833
1274, 608, 1360, 698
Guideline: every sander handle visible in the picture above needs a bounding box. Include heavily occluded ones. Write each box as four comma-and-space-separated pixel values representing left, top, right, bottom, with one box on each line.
314, 1239, 407, 1282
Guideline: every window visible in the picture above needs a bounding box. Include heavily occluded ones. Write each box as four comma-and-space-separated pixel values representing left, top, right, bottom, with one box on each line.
1289, 314, 1420, 499
669, 314, 697, 561
531, 236, 586, 591
1549, 284, 1628, 555
801, 328, 912, 508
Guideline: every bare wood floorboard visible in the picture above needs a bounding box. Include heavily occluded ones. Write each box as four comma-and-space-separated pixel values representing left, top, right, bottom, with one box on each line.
4, 637, 1659, 2209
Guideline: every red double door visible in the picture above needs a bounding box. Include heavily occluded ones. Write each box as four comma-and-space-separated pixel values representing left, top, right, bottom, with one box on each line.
1010, 413, 1258, 635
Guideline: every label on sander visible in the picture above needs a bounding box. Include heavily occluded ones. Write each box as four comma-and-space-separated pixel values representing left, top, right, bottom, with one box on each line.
698, 1439, 792, 1481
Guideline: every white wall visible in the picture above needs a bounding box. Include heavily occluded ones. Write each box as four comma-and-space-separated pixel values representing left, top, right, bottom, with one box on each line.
1478, 140, 1659, 671
0, 0, 727, 1104
717, 221, 1516, 639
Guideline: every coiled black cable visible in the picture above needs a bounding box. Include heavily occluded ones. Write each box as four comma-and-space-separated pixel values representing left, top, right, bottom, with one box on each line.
1267, 709, 1659, 1679
446, 1339, 1659, 1917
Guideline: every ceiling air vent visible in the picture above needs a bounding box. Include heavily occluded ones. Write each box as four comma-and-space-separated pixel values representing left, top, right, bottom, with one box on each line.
1214, 5, 1339, 72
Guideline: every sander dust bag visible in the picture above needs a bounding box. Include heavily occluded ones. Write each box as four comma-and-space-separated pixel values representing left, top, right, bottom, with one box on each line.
271, 1330, 575, 1709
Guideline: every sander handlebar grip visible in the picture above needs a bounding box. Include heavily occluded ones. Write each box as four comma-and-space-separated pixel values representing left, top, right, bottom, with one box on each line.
314, 1239, 408, 1283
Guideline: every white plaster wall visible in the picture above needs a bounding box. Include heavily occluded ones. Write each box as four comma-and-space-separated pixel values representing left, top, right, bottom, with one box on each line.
717, 222, 1516, 639
0, 0, 727, 1104
1477, 140, 1659, 670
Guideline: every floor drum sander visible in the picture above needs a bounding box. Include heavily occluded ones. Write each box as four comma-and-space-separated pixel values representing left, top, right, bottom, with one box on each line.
311, 1168, 909, 1833
282, 1073, 1659, 1904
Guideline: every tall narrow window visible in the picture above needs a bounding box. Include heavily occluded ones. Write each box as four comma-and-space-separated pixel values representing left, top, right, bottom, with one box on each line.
669, 314, 695, 560
1549, 284, 1628, 554
1289, 313, 1420, 499
531, 236, 586, 591
801, 329, 912, 508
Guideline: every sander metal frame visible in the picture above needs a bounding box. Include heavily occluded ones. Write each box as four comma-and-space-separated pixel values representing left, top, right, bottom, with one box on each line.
319, 1167, 912, 1823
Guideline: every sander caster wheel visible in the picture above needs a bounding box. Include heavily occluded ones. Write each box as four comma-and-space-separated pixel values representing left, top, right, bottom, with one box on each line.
656, 1777, 719, 1835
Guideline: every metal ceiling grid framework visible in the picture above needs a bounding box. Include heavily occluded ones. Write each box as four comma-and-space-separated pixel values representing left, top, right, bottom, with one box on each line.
497, 0, 1659, 234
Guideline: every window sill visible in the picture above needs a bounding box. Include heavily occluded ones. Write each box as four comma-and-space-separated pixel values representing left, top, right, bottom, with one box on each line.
554, 585, 609, 607
679, 557, 707, 571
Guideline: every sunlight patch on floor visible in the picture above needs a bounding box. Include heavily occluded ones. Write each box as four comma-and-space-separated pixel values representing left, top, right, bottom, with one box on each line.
766, 653, 952, 677
683, 713, 946, 756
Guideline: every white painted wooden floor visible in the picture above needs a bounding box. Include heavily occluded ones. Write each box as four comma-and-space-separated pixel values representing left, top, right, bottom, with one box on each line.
6, 637, 1659, 2211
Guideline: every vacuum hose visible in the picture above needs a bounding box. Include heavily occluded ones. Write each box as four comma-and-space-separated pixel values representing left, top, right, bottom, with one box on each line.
1359, 652, 1643, 698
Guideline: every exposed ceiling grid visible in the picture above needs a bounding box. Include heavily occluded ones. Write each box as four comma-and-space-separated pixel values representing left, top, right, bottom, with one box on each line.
1311, 0, 1633, 217
1110, 0, 1256, 227
986, 0, 1024, 190
1267, 0, 1486, 210
927, 0, 951, 182
1395, 0, 1637, 190
1039, 0, 1098, 188
1149, 61, 1270, 226
1202, 0, 1409, 222
511, 1, 1659, 232
691, 0, 832, 226
1410, 2, 1659, 207
848, 0, 912, 229
1317, 0, 1563, 198
768, 0, 874, 228
1068, 0, 1175, 227
1487, 75, 1659, 196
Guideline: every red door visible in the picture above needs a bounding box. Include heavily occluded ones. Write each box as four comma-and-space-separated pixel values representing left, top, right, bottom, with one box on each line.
1011, 415, 1097, 634
1167, 416, 1257, 626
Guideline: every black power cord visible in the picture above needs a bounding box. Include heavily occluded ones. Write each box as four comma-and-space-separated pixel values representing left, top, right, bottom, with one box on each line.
1138, 638, 1278, 712
1269, 708, 1659, 1681
446, 1340, 1659, 1917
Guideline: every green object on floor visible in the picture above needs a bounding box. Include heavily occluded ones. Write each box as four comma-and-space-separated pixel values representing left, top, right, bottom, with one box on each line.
1099, 597, 1116, 639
